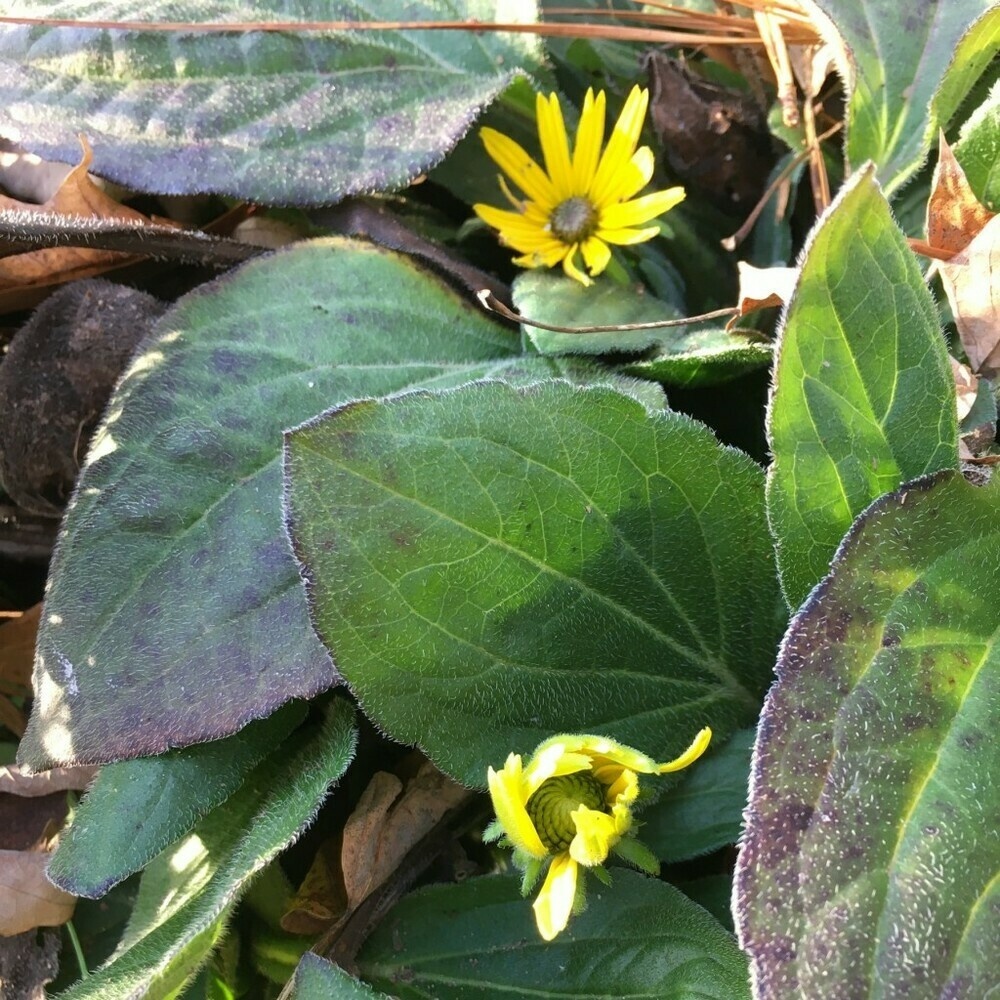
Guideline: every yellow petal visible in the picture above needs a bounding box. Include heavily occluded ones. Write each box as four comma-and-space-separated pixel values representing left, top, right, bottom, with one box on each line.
480, 127, 557, 208
536, 92, 574, 201
580, 236, 611, 277
561, 247, 592, 286
611, 799, 633, 837
615, 147, 656, 201
569, 805, 619, 866
589, 86, 649, 206
512, 245, 568, 269
537, 734, 660, 774
659, 727, 713, 773
599, 188, 686, 230
593, 224, 661, 246
523, 741, 591, 795
605, 766, 639, 806
473, 205, 557, 255
572, 88, 606, 192
591, 147, 651, 207
533, 853, 578, 940
487, 756, 548, 859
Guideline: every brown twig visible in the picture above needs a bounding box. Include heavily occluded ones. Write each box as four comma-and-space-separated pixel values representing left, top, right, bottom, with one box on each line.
0, 4, 820, 45
722, 120, 842, 250
478, 290, 737, 333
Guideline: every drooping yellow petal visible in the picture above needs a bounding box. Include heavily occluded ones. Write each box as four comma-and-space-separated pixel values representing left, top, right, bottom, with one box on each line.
611, 799, 633, 837
536, 92, 574, 201
572, 88, 606, 192
580, 236, 612, 277
568, 805, 619, 866
538, 733, 660, 774
487, 756, 548, 859
659, 727, 713, 773
480, 128, 558, 208
561, 246, 591, 286
533, 853, 578, 941
600, 188, 686, 231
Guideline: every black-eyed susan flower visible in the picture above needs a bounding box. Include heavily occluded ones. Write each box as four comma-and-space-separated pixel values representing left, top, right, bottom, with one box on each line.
485, 728, 711, 940
473, 86, 685, 286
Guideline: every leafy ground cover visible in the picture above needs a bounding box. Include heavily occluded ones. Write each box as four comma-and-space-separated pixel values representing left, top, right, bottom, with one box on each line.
0, 1, 998, 997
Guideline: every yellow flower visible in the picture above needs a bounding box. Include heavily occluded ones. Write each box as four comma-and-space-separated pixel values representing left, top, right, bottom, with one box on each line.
486, 728, 711, 940
473, 86, 685, 287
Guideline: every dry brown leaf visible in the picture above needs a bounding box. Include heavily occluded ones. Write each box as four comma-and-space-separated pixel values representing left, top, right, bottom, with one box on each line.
0, 142, 72, 204
0, 137, 157, 300
951, 356, 979, 423
0, 604, 40, 690
0, 847, 76, 936
231, 216, 304, 249
283, 758, 472, 937
339, 771, 404, 907
0, 764, 98, 798
343, 759, 471, 908
728, 262, 799, 329
926, 133, 995, 259
280, 838, 347, 936
939, 214, 1000, 376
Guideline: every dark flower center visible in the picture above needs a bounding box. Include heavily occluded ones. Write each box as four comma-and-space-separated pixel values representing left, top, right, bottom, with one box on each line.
526, 772, 607, 852
549, 197, 598, 244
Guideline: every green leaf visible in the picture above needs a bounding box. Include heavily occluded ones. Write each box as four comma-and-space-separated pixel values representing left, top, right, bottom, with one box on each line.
511, 274, 770, 387
18, 237, 525, 771
0, 0, 543, 205
356, 872, 750, 999
814, 0, 1000, 192
428, 75, 546, 207
289, 954, 394, 999
955, 78, 1000, 211
766, 166, 958, 609
641, 727, 754, 864
736, 471, 1000, 998
248, 924, 312, 985
49, 703, 305, 899
57, 700, 357, 1000
512, 270, 684, 355
285, 379, 784, 786
675, 874, 735, 933
620, 331, 773, 389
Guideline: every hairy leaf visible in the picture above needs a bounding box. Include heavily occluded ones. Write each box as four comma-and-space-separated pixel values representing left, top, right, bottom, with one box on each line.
813, 0, 1000, 192
356, 872, 750, 998
286, 379, 784, 785
0, 0, 543, 205
736, 471, 1000, 998
641, 727, 755, 864
955, 79, 1000, 211
767, 166, 957, 608
57, 700, 356, 1000
18, 238, 526, 771
49, 702, 305, 898
289, 954, 393, 999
